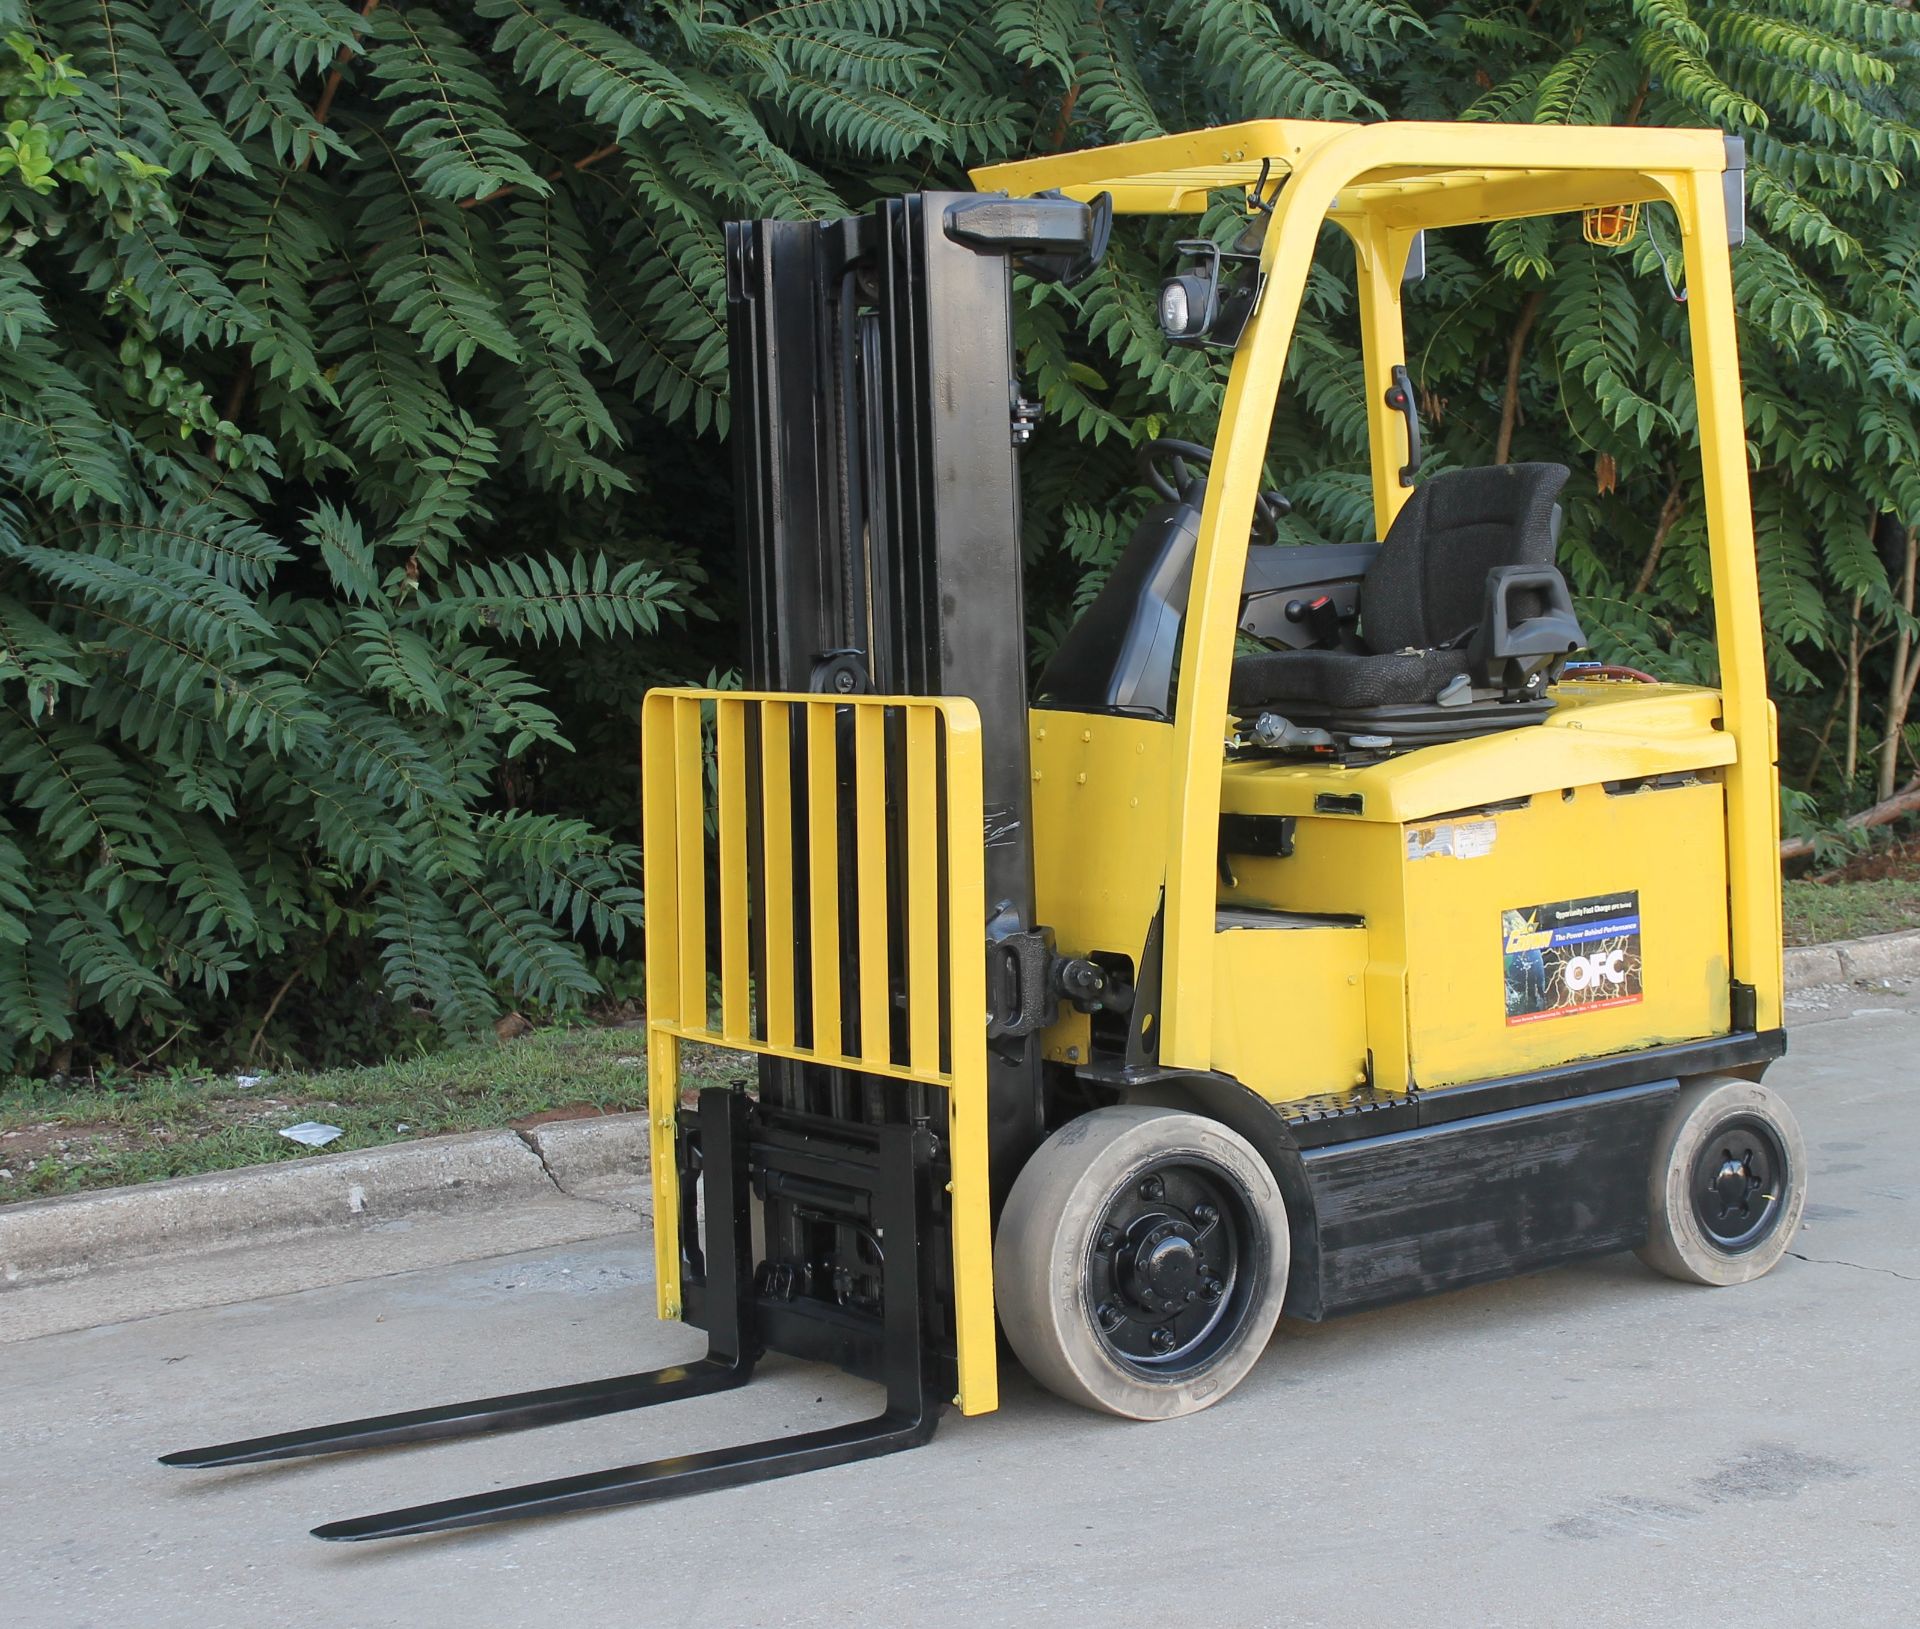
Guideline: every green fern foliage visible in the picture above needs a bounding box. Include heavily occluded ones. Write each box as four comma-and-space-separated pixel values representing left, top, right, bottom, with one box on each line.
0, 0, 1914, 1069
1396, 1, 1920, 815
0, 7, 715, 1068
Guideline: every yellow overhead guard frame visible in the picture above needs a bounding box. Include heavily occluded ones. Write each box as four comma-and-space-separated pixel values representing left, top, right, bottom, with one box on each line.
971, 120, 1781, 1071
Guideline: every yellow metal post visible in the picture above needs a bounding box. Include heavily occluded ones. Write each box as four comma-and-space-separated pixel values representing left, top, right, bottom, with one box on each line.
904, 708, 941, 1079
1678, 171, 1785, 1032
759, 703, 796, 1049
854, 704, 891, 1065
938, 704, 997, 1415
1158, 138, 1354, 1068
672, 697, 706, 1029
646, 1027, 682, 1319
716, 698, 750, 1045
1348, 217, 1419, 538
805, 701, 842, 1057
640, 692, 685, 1319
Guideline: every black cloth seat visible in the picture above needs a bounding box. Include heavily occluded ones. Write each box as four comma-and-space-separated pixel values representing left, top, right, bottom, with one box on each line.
1231, 462, 1570, 715
1235, 645, 1472, 710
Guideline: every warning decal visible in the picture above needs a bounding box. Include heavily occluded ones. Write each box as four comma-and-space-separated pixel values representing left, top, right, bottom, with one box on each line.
1502, 891, 1643, 1025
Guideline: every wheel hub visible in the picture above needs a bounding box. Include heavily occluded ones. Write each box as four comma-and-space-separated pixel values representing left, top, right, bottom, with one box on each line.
1117, 1221, 1205, 1317
1083, 1159, 1251, 1374
1710, 1155, 1762, 1217
1689, 1115, 1786, 1253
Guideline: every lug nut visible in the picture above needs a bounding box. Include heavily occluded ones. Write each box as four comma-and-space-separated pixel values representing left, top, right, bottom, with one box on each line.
1201, 1278, 1222, 1301
1140, 1175, 1164, 1201
1097, 1227, 1120, 1251
1150, 1327, 1177, 1352
1193, 1203, 1217, 1224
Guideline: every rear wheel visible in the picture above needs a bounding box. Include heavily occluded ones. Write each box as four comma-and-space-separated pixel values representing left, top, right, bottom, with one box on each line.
1637, 1075, 1807, 1286
994, 1106, 1289, 1420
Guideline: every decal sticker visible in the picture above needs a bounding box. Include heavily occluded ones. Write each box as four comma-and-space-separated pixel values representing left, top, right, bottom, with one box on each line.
1406, 819, 1496, 861
1502, 891, 1642, 1025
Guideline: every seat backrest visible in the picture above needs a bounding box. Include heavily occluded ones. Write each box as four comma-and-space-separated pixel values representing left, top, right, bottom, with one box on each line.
1036, 497, 1200, 718
1360, 463, 1569, 654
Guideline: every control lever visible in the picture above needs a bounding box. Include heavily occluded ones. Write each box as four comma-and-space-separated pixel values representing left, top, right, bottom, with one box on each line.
1283, 593, 1342, 647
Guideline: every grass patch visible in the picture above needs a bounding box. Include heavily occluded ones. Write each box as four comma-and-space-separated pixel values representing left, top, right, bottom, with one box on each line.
0, 1026, 741, 1204
1783, 878, 1920, 947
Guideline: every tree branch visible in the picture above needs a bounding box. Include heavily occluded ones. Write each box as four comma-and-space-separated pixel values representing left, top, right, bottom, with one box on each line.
1050, 82, 1081, 150
1493, 289, 1543, 465
1622, 75, 1651, 127
1844, 588, 1863, 784
313, 0, 381, 128
459, 143, 622, 210
1879, 523, 1919, 801
1779, 777, 1920, 861
1632, 476, 1685, 595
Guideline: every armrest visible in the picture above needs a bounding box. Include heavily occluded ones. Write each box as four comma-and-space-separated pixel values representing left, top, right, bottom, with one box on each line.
1466, 564, 1587, 693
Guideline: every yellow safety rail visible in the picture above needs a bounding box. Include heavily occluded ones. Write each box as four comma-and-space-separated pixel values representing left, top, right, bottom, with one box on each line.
640, 688, 996, 1413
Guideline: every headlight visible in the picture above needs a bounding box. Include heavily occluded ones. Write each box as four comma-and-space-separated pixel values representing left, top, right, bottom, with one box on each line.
1159, 270, 1221, 343
1157, 271, 1216, 343
1158, 279, 1190, 335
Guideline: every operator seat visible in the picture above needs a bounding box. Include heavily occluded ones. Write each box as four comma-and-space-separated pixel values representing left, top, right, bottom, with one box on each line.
1230, 462, 1584, 736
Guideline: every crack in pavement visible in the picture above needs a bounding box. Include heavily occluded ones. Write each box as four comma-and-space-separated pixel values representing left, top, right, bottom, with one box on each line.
511, 1128, 650, 1223
1787, 1250, 1920, 1283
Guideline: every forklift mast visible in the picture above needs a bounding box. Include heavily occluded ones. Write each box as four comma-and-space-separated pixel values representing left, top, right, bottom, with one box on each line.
726, 195, 1051, 1187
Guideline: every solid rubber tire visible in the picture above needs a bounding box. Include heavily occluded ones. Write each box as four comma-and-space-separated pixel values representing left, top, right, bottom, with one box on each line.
993, 1106, 1289, 1420
1636, 1075, 1808, 1286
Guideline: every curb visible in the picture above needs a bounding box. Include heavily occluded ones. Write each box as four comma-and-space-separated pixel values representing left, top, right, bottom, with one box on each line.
521, 1113, 655, 1193
1784, 927, 1920, 992
0, 1115, 652, 1291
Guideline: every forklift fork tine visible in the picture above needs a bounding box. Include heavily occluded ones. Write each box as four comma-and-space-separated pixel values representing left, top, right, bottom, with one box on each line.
159, 1356, 752, 1469
311, 1403, 936, 1542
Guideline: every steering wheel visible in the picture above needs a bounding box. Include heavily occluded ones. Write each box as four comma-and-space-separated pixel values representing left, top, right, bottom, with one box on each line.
1139, 438, 1291, 542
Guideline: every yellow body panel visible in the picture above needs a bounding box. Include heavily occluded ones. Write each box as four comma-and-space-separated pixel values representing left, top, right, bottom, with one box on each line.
1213, 686, 1735, 1094
1027, 710, 1174, 1064
1031, 682, 1747, 1105
1211, 920, 1370, 1097
640, 690, 998, 1415
1220, 777, 1730, 1094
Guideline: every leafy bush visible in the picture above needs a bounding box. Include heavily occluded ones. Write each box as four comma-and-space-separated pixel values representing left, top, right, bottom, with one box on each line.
0, 0, 1914, 1071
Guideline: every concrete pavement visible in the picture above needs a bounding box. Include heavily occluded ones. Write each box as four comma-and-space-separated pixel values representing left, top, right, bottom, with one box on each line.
3, 987, 1916, 1629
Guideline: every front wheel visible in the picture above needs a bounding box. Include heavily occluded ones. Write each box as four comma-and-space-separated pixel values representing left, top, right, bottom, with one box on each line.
1637, 1075, 1808, 1286
994, 1106, 1289, 1420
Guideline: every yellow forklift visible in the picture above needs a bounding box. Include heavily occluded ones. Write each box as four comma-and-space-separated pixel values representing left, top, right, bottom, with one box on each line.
166, 119, 1807, 1536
